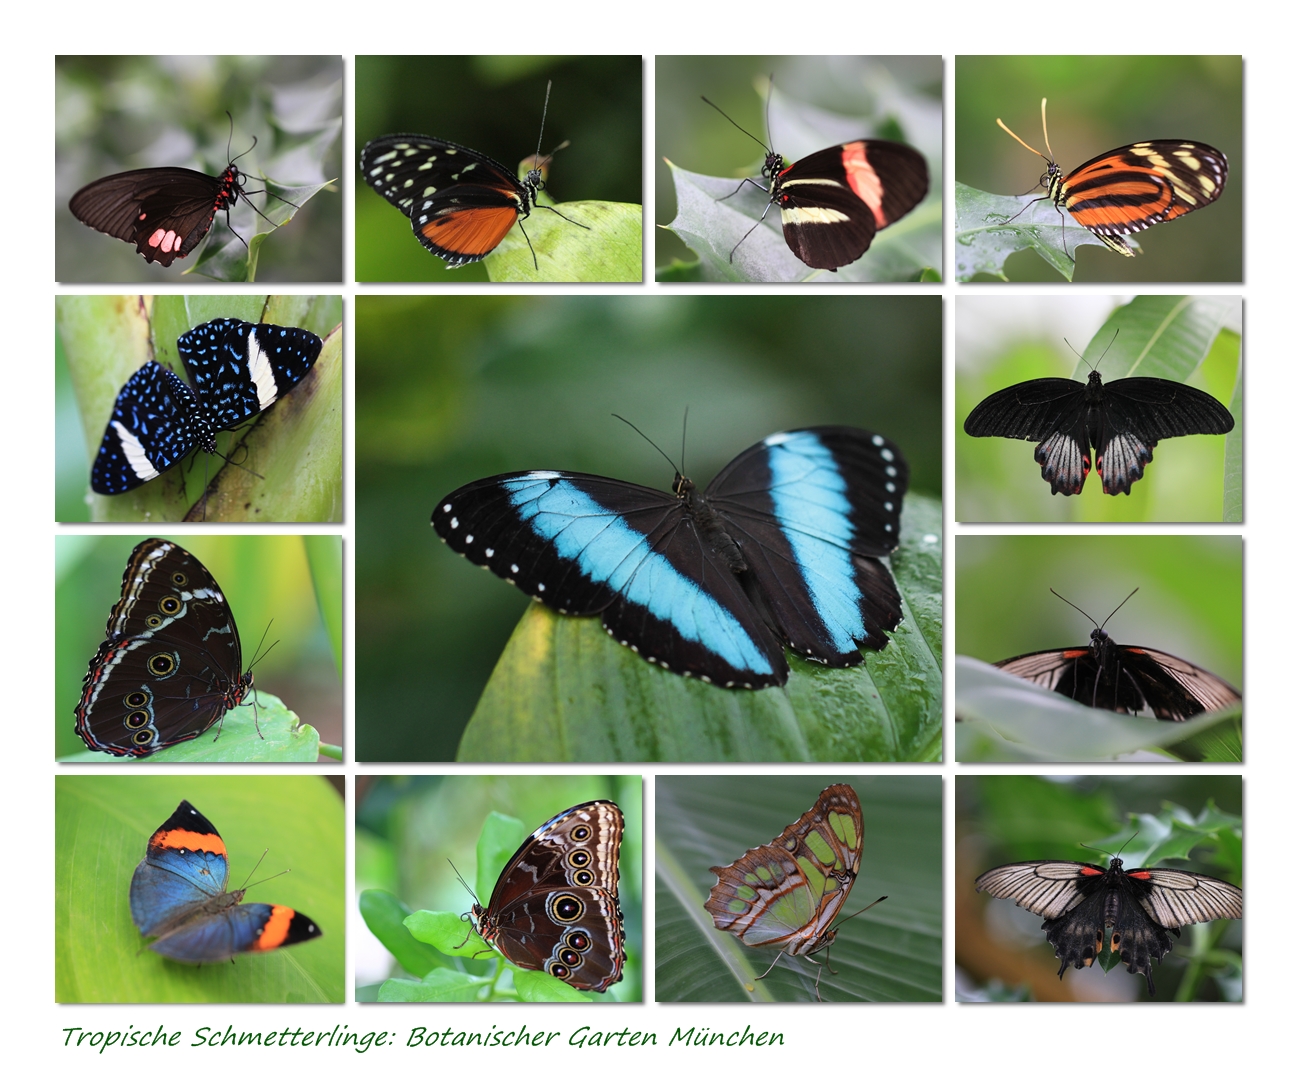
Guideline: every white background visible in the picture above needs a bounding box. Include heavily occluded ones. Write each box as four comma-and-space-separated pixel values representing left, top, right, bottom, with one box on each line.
15, 8, 1302, 1061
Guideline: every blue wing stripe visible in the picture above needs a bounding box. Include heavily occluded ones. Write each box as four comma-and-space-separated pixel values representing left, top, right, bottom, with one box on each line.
765, 432, 865, 653
504, 473, 776, 676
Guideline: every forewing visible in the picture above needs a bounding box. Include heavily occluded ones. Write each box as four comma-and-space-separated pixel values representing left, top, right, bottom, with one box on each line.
1127, 867, 1242, 927
69, 167, 223, 266
91, 363, 200, 494
432, 472, 788, 688
975, 860, 1098, 919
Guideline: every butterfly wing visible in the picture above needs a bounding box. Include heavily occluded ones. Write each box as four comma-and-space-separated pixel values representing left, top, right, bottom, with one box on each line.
1061, 141, 1228, 256
705, 783, 863, 957
130, 801, 230, 936
1092, 376, 1235, 495
69, 166, 234, 266
146, 903, 322, 964
705, 428, 907, 668
1125, 867, 1242, 927
432, 472, 789, 688
75, 540, 250, 757
91, 362, 204, 494
475, 800, 625, 992
964, 378, 1093, 495
775, 141, 928, 270
1113, 646, 1241, 719
359, 134, 527, 265
177, 318, 324, 431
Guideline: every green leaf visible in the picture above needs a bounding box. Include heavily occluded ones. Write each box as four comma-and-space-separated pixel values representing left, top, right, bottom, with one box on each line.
485, 202, 642, 282
378, 969, 484, 1002
666, 159, 939, 282
655, 776, 942, 1002
954, 181, 1132, 282
955, 657, 1242, 762
457, 495, 942, 762
57, 294, 342, 522
358, 890, 449, 978
405, 911, 485, 957
60, 693, 321, 762
188, 179, 337, 283
55, 776, 344, 1003
513, 969, 590, 1002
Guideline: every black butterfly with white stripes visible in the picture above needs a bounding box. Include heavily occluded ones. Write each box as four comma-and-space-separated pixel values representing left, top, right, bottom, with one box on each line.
92, 318, 322, 496
976, 856, 1242, 996
963, 368, 1233, 495
432, 426, 908, 690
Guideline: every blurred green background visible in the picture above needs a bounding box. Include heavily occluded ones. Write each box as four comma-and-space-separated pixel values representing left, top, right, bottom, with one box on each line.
56, 535, 342, 758
655, 775, 941, 1002
655, 55, 942, 272
56, 56, 342, 282
956, 775, 1242, 1002
56, 774, 345, 1003
955, 56, 1242, 281
355, 775, 642, 1001
355, 56, 642, 282
955, 295, 1241, 522
955, 535, 1242, 689
355, 295, 941, 761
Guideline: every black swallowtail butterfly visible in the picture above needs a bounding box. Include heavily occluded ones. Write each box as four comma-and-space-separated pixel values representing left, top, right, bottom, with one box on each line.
976, 856, 1241, 996
963, 367, 1234, 496
993, 589, 1240, 720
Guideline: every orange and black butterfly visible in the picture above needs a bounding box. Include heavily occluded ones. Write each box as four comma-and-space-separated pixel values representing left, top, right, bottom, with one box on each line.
358, 82, 584, 270
997, 99, 1227, 258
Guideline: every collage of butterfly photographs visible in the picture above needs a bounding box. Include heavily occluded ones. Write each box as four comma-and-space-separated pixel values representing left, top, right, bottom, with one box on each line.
34, 42, 1284, 1065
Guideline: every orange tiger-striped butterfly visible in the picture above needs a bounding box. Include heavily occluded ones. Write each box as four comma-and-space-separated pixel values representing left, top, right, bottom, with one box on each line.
997, 98, 1227, 258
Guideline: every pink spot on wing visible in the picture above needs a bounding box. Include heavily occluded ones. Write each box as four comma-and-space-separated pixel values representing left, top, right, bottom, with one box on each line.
841, 143, 886, 227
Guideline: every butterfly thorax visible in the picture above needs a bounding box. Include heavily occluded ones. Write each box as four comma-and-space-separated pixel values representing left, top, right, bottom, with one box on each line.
1044, 160, 1064, 201
215, 165, 241, 211
761, 151, 786, 197
675, 474, 748, 575
159, 365, 218, 453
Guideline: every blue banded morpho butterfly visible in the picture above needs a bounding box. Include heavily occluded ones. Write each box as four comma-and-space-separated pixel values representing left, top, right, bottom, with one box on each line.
432, 426, 908, 690
703, 89, 929, 271
359, 81, 586, 270
997, 98, 1229, 259
130, 800, 321, 963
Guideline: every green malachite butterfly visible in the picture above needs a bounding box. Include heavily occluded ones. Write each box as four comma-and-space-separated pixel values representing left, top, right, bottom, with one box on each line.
704, 783, 883, 1001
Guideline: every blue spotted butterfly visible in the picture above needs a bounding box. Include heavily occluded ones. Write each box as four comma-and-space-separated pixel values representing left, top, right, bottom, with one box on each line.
92, 318, 322, 495
130, 800, 321, 963
431, 426, 908, 689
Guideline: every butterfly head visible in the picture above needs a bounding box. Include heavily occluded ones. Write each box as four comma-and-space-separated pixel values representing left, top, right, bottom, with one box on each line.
672, 472, 697, 498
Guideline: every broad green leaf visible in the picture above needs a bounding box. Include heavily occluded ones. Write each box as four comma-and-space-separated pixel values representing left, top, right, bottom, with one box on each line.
955, 657, 1242, 762
189, 178, 337, 282
55, 775, 344, 1003
378, 969, 484, 1002
485, 202, 642, 282
358, 890, 449, 978
513, 969, 590, 1002
954, 181, 1132, 282
60, 694, 321, 763
57, 294, 342, 522
666, 160, 939, 283
457, 495, 942, 762
405, 911, 485, 958
655, 776, 942, 1002
1082, 296, 1235, 381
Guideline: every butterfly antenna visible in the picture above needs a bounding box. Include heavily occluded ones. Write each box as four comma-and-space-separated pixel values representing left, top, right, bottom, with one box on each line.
680, 407, 689, 474
828, 894, 888, 936
248, 620, 279, 672
1040, 97, 1055, 162
763, 73, 776, 151
1064, 330, 1119, 375
534, 80, 553, 169
1049, 587, 1100, 629
612, 414, 680, 476
1099, 587, 1140, 630
702, 96, 771, 155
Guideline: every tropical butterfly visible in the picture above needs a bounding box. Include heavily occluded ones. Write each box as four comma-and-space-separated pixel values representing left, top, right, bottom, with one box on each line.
359, 81, 584, 269
976, 855, 1241, 996
431, 426, 908, 689
69, 128, 292, 267
131, 800, 321, 963
704, 783, 883, 1001
997, 98, 1228, 258
704, 93, 929, 271
91, 318, 323, 497
993, 588, 1241, 720
75, 539, 253, 757
467, 800, 625, 992
963, 364, 1234, 496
